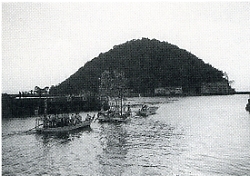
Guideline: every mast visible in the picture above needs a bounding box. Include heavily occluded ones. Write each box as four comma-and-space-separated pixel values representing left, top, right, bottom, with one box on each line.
120, 87, 123, 116
44, 98, 47, 115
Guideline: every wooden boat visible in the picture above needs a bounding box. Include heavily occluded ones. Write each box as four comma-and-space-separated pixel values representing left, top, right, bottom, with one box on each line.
35, 114, 95, 133
97, 89, 131, 123
137, 105, 159, 117
97, 108, 131, 123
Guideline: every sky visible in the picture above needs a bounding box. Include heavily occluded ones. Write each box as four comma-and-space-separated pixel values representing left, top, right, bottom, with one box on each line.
2, 2, 250, 94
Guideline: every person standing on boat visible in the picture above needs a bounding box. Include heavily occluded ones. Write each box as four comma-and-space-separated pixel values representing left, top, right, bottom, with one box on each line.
51, 114, 56, 128
123, 103, 126, 114
86, 114, 92, 121
127, 102, 131, 112
69, 114, 74, 125
56, 114, 60, 127
59, 114, 64, 127
43, 115, 49, 128
55, 114, 59, 127
71, 113, 76, 125
48, 115, 53, 128
65, 114, 70, 126
62, 113, 68, 126
75, 113, 81, 124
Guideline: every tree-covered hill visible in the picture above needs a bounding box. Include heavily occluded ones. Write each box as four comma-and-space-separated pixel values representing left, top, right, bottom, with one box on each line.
49, 38, 226, 95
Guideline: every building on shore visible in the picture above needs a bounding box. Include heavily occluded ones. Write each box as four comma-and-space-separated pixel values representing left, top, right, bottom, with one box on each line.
154, 81, 235, 96
201, 81, 235, 95
154, 87, 183, 96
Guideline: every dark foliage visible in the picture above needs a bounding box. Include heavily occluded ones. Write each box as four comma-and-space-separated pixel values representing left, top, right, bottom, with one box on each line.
50, 38, 225, 95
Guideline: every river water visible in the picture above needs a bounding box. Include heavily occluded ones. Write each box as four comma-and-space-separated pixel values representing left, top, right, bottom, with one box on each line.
2, 95, 250, 176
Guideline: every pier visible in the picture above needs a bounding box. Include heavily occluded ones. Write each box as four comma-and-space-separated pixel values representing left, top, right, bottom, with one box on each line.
2, 94, 101, 118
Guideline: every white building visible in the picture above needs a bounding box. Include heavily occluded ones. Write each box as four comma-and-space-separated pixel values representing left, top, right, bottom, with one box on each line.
154, 87, 183, 96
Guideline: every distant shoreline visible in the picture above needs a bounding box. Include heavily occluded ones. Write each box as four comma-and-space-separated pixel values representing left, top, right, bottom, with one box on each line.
235, 91, 250, 94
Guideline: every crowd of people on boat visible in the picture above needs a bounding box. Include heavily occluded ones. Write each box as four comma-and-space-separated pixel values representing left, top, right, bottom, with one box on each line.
41, 113, 93, 128
97, 103, 131, 119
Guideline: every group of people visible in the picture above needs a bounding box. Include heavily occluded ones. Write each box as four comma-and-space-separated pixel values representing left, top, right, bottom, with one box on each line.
42, 113, 83, 128
97, 102, 131, 119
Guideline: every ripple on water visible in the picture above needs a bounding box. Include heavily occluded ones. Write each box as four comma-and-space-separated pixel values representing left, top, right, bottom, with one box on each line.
2, 95, 250, 176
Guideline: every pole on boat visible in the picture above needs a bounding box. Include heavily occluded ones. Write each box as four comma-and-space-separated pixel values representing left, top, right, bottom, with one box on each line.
26, 123, 43, 133
44, 98, 47, 115
120, 87, 123, 116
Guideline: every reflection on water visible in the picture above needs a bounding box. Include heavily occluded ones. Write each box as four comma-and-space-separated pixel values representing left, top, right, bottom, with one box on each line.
98, 123, 128, 175
35, 127, 93, 145
123, 118, 187, 175
2, 95, 250, 175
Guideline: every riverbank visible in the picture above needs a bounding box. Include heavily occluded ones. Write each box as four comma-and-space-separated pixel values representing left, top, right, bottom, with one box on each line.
2, 91, 247, 118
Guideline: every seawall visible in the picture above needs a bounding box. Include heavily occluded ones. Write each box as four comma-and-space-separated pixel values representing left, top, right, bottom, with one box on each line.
2, 94, 101, 118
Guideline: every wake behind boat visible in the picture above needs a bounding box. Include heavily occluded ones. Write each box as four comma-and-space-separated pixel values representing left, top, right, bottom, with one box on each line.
35, 113, 95, 133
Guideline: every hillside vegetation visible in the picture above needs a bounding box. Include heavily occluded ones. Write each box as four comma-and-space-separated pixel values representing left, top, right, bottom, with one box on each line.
50, 38, 225, 95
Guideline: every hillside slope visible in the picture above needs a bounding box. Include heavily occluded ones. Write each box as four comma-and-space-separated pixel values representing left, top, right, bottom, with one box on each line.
50, 38, 226, 95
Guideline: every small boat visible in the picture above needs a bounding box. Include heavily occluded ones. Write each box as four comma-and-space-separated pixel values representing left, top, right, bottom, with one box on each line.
97, 107, 131, 123
137, 105, 159, 117
35, 113, 95, 133
97, 92, 131, 123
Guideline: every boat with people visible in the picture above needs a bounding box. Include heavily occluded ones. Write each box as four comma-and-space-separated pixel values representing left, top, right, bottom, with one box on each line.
136, 104, 159, 117
97, 104, 131, 123
35, 113, 95, 133
96, 93, 132, 123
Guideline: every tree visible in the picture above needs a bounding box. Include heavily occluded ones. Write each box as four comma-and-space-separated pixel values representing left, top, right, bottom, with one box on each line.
99, 70, 127, 97
223, 72, 234, 87
34, 86, 49, 96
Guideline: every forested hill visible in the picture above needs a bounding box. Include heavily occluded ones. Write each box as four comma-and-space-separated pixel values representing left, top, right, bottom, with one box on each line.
50, 38, 226, 95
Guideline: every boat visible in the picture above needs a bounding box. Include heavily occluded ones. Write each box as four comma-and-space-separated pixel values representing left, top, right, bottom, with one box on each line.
35, 113, 95, 133
97, 106, 131, 123
136, 105, 159, 117
96, 89, 131, 123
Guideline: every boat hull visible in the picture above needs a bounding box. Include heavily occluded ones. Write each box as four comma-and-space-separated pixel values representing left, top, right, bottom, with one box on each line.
98, 117, 129, 123
35, 120, 92, 133
97, 112, 131, 123
137, 106, 159, 117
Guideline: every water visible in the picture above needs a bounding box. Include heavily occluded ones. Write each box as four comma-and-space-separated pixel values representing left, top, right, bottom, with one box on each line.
2, 95, 250, 176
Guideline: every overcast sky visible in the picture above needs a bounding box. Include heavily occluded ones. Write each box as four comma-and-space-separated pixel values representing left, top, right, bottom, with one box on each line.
2, 2, 250, 93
